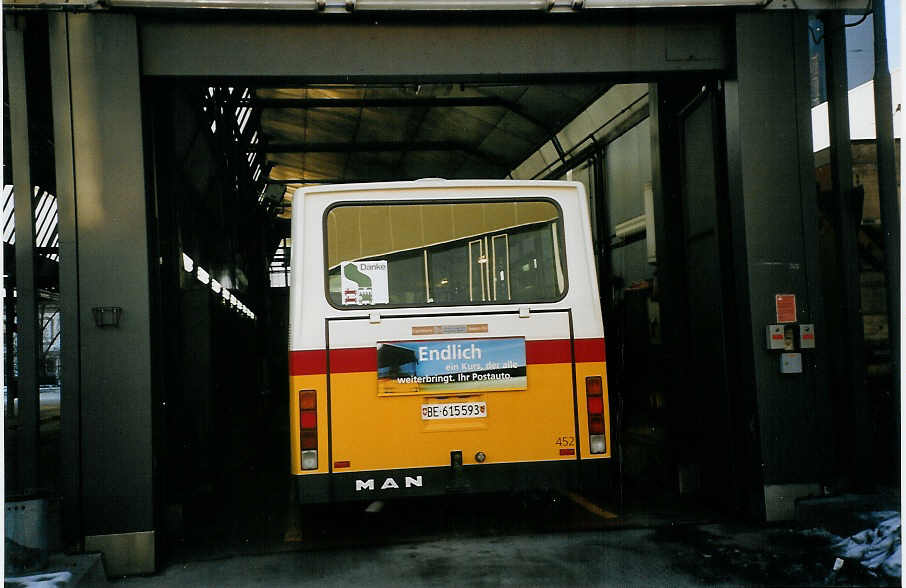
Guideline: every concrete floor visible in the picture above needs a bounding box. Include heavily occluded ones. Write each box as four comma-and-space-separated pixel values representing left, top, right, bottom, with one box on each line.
109, 522, 895, 587
94, 395, 898, 587
106, 492, 897, 587
115, 528, 744, 587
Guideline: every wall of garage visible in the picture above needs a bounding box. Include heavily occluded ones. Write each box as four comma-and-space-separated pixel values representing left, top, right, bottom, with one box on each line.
605, 119, 653, 288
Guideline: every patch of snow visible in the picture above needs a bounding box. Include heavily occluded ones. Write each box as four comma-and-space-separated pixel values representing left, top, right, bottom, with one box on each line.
801, 512, 901, 578
5, 571, 72, 587
831, 514, 901, 578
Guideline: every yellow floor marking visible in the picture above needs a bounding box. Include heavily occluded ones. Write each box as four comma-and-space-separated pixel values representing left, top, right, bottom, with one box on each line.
563, 491, 619, 519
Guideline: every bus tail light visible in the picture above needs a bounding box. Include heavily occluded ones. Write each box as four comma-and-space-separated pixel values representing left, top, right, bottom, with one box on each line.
300, 390, 318, 470
585, 376, 606, 454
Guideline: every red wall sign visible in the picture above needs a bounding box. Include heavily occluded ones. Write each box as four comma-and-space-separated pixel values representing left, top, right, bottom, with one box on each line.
775, 294, 797, 323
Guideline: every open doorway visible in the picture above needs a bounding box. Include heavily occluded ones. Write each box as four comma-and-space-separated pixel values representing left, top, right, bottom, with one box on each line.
145, 73, 747, 561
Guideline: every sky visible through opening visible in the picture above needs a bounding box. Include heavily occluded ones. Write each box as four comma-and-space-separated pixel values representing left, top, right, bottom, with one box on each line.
843, 0, 900, 88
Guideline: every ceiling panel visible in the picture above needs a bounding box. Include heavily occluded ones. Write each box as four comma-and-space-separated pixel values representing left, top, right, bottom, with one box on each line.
253, 82, 609, 187
477, 128, 538, 163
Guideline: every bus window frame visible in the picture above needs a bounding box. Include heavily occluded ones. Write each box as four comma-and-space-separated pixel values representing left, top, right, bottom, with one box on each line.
321, 197, 570, 311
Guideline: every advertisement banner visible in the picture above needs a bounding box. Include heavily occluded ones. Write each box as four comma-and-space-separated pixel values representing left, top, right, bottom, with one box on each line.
376, 337, 527, 395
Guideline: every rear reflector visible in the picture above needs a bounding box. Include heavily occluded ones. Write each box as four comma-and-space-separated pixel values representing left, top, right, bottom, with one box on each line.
334, 460, 351, 469
301, 411, 317, 429
585, 376, 605, 454
589, 434, 606, 454
301, 450, 318, 470
299, 390, 318, 469
301, 430, 318, 450
589, 415, 605, 435
586, 375, 603, 397
300, 390, 317, 410
559, 448, 576, 456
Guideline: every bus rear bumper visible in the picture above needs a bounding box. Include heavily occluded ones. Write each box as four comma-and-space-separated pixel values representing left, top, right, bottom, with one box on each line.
295, 458, 611, 504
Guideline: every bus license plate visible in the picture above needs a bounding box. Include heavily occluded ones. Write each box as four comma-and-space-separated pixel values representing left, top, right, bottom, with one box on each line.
421, 402, 487, 420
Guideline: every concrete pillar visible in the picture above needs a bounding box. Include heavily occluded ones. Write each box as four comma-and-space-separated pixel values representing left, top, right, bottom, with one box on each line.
724, 11, 833, 521
47, 12, 155, 574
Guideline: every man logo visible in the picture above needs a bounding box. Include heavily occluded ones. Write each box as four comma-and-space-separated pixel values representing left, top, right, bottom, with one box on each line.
355, 476, 423, 491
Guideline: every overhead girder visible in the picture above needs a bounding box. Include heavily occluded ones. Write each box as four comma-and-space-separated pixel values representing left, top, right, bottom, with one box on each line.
245, 95, 558, 134
139, 18, 729, 78
253, 140, 511, 170
264, 178, 413, 184
243, 97, 507, 108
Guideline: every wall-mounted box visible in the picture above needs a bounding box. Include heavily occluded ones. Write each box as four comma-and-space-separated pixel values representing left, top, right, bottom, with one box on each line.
780, 353, 803, 374
766, 325, 785, 350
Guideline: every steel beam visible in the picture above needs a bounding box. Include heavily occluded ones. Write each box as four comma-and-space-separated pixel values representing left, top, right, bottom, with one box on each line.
725, 11, 832, 519
822, 12, 870, 485
250, 95, 557, 133
257, 140, 477, 153
246, 96, 507, 108
48, 11, 83, 546
59, 13, 155, 572
259, 141, 511, 169
266, 178, 415, 183
5, 14, 41, 495
871, 0, 900, 433
139, 16, 729, 78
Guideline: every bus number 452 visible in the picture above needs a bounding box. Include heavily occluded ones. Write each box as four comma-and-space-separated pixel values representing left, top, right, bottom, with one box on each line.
555, 436, 575, 447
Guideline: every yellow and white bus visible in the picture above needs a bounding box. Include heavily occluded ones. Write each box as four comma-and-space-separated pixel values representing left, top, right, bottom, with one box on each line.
288, 180, 611, 503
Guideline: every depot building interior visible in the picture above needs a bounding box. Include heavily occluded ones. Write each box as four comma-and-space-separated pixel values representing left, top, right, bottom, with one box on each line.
3, 6, 898, 575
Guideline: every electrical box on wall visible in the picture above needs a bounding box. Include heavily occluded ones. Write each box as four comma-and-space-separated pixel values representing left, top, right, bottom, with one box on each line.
782, 325, 796, 351
766, 325, 785, 350
780, 353, 803, 374
766, 294, 816, 374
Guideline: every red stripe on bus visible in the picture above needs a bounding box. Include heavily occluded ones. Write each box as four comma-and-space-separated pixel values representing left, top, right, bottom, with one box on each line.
289, 337, 606, 376
574, 338, 606, 363
329, 347, 378, 373
288, 348, 377, 375
290, 349, 326, 376
524, 339, 573, 364
524, 338, 606, 364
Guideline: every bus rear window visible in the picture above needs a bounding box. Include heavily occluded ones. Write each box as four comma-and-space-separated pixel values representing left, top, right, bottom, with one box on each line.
325, 200, 566, 308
